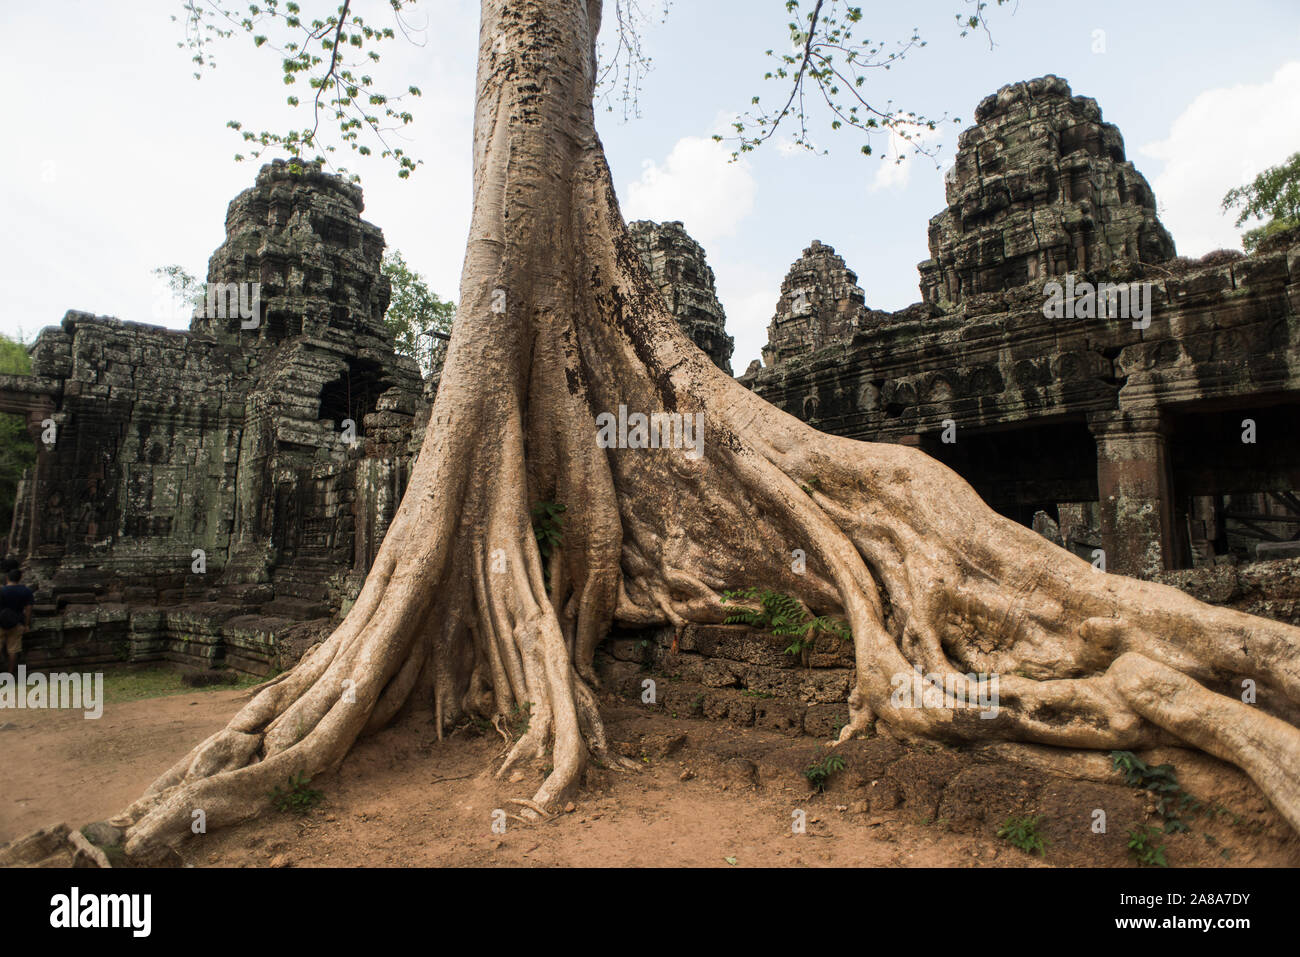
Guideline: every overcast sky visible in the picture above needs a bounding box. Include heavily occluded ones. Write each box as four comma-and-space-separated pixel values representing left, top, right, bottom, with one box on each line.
3, 1, 1299, 370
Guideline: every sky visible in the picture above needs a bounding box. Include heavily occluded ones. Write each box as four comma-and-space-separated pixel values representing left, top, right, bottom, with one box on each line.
2, 1, 1299, 371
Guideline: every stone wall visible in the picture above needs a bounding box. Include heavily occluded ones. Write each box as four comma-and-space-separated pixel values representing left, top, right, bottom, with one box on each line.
597, 624, 853, 738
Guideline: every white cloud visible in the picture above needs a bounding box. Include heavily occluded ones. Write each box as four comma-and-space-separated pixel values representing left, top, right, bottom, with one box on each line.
1140, 62, 1300, 256
624, 136, 757, 244
869, 123, 944, 192
714, 266, 778, 372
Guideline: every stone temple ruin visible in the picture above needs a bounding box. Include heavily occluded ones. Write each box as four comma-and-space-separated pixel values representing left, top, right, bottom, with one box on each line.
761, 239, 879, 368
2, 77, 1299, 726
0, 160, 427, 673
745, 75, 1300, 590
629, 219, 734, 373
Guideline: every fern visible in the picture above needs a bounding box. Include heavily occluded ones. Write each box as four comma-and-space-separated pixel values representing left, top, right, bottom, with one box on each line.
721, 588, 852, 656
805, 753, 846, 792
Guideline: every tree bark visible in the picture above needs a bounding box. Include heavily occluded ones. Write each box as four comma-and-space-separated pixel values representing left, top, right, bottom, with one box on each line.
112, 0, 1300, 856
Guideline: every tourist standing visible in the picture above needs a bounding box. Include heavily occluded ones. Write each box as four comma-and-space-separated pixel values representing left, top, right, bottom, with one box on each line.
0, 567, 35, 674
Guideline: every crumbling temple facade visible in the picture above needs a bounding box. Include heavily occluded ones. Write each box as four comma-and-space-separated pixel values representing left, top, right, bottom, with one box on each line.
745, 75, 1300, 584
761, 240, 880, 368
630, 219, 734, 373
0, 161, 426, 672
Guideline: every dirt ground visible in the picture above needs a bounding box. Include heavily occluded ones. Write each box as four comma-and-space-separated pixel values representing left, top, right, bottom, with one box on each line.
4, 683, 1298, 868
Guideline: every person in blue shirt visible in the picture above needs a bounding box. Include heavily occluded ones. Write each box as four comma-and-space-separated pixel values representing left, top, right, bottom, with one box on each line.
0, 567, 35, 674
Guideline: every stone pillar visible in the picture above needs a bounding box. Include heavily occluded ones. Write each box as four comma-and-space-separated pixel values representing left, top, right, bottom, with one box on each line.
1089, 411, 1177, 578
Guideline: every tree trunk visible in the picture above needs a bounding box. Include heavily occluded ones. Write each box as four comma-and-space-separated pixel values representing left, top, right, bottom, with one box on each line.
113, 0, 1300, 856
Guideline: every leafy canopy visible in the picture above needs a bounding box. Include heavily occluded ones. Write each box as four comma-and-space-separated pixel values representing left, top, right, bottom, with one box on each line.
153, 264, 205, 312
716, 0, 1010, 161
178, 0, 425, 180
176, 0, 1010, 181
381, 250, 455, 375
0, 335, 36, 535
1222, 150, 1300, 253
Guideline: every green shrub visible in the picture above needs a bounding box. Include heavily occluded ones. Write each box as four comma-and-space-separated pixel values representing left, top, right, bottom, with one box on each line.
805, 753, 846, 793
1127, 825, 1169, 867
270, 772, 323, 815
997, 815, 1047, 857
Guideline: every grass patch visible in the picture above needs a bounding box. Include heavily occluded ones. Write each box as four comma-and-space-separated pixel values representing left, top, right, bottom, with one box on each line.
101, 667, 262, 704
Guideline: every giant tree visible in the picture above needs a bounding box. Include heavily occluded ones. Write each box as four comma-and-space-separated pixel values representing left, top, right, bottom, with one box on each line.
114, 0, 1300, 858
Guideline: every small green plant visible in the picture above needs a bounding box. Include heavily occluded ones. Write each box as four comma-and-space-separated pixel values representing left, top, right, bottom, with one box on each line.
506, 701, 532, 738
531, 501, 566, 559
531, 501, 566, 588
721, 588, 851, 658
1127, 825, 1169, 867
997, 815, 1047, 857
270, 772, 323, 815
1111, 751, 1200, 832
805, 753, 846, 793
